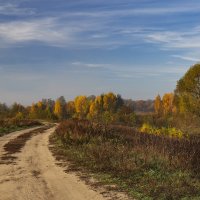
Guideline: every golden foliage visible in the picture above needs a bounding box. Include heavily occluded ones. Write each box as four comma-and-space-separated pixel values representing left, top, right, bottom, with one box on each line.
162, 93, 174, 115
103, 92, 117, 112
74, 96, 89, 118
54, 99, 63, 119
154, 95, 162, 115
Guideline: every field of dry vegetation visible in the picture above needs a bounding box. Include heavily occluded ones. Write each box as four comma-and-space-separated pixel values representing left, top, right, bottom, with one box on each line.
51, 119, 200, 200
0, 118, 42, 136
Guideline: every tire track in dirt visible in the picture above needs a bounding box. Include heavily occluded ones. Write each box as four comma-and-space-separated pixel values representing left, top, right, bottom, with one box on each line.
0, 125, 126, 200
0, 126, 52, 165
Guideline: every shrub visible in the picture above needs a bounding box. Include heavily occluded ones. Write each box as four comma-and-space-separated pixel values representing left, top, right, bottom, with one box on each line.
140, 123, 184, 138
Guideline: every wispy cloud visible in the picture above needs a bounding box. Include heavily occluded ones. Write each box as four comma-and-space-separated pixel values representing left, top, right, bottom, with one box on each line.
147, 27, 200, 49
64, 5, 200, 18
0, 1, 200, 52
72, 62, 111, 68
146, 27, 200, 63
0, 15, 138, 48
71, 61, 187, 78
172, 55, 200, 62
0, 18, 73, 47
0, 3, 35, 16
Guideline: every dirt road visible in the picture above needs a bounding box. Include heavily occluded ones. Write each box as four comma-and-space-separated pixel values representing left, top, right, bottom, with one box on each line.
0, 126, 115, 200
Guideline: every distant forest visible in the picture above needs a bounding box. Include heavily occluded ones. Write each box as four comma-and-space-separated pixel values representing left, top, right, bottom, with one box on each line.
124, 99, 154, 113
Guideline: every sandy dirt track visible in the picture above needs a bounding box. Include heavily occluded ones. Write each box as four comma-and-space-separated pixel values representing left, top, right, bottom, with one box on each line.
0, 126, 114, 200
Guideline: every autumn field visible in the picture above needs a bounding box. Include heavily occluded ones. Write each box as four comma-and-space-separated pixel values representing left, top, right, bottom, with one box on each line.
50, 119, 200, 200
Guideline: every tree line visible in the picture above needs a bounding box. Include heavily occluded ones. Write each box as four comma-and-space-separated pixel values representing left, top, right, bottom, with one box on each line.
1, 63, 200, 128
0, 93, 136, 125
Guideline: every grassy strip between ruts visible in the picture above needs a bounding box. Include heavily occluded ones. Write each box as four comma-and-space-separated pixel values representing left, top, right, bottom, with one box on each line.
50, 119, 200, 200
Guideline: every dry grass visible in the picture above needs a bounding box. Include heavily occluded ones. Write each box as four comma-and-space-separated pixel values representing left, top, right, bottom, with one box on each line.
0, 118, 42, 136
52, 119, 200, 199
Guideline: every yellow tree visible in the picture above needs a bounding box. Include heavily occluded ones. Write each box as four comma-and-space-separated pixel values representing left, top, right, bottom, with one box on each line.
29, 103, 37, 118
88, 95, 105, 119
95, 95, 104, 113
103, 92, 117, 112
66, 101, 75, 117
37, 101, 43, 110
154, 95, 162, 115
162, 93, 174, 115
54, 99, 63, 119
74, 96, 89, 118
89, 101, 99, 118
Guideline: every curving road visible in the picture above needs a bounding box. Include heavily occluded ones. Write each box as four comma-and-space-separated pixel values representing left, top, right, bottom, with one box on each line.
0, 126, 112, 200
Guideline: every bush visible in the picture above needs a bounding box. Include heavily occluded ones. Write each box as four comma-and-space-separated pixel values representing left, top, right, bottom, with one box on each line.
140, 123, 185, 138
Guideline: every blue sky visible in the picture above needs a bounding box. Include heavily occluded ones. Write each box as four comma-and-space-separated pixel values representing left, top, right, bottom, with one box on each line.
0, 0, 200, 104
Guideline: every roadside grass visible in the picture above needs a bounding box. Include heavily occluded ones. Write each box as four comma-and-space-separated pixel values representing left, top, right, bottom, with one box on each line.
51, 119, 200, 200
0, 119, 42, 137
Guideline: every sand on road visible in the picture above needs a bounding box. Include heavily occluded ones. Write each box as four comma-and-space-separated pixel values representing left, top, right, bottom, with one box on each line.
0, 126, 111, 200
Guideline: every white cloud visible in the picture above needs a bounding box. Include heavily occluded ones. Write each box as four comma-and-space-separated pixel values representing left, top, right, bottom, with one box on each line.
0, 14, 144, 48
0, 3, 35, 15
147, 28, 200, 49
72, 62, 111, 68
72, 61, 187, 77
147, 32, 182, 43
146, 27, 200, 63
172, 55, 200, 62
0, 18, 72, 46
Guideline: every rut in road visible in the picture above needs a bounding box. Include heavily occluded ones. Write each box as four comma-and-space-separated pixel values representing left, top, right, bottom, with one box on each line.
0, 126, 130, 200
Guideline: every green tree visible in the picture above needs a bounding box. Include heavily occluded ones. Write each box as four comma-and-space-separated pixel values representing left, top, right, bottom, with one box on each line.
45, 105, 54, 120
175, 64, 200, 116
